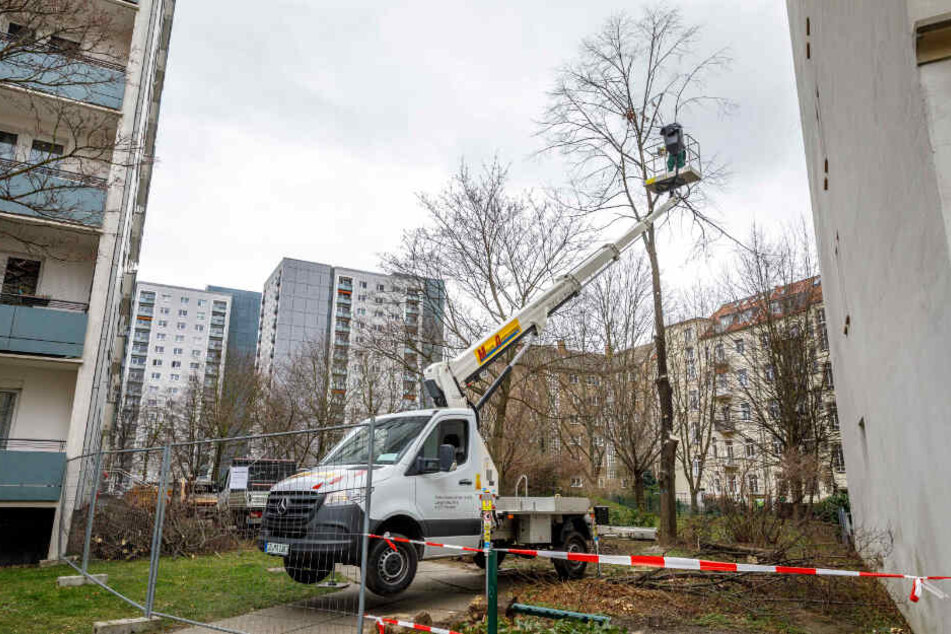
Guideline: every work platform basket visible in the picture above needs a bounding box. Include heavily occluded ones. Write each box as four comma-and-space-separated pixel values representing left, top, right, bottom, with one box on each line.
644, 132, 702, 194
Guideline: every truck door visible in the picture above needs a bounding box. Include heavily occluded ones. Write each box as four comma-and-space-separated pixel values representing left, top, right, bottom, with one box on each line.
411, 417, 480, 550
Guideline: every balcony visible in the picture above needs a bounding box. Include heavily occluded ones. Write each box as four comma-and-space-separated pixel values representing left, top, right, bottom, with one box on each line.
0, 295, 87, 357
211, 316, 226, 326
0, 33, 126, 110
337, 294, 352, 306
0, 439, 67, 502
0, 158, 106, 228
335, 323, 351, 333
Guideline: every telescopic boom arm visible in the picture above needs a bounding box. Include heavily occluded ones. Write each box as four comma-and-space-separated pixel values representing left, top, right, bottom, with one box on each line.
422, 191, 683, 410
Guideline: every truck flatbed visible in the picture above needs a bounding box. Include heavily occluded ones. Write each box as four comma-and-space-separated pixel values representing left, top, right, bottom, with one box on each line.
495, 496, 590, 515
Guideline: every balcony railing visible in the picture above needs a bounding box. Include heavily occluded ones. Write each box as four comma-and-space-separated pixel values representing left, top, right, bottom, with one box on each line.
0, 440, 67, 502
0, 296, 87, 357
0, 157, 107, 227
0, 33, 126, 110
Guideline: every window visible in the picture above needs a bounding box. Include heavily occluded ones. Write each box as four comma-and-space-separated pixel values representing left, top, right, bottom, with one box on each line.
156, 333, 166, 341
148, 385, 158, 393
178, 309, 187, 317
714, 477, 722, 494
6, 23, 33, 39
376, 283, 385, 292
748, 474, 759, 494
151, 372, 161, 379
692, 457, 700, 478
832, 443, 846, 473
169, 388, 179, 395
768, 400, 780, 420
197, 312, 205, 320
161, 293, 171, 301
48, 36, 80, 55
171, 361, 181, 368
737, 368, 748, 387
689, 390, 699, 410
570, 477, 583, 488
569, 374, 579, 384
29, 139, 64, 163
177, 322, 186, 330
715, 343, 725, 361
735, 338, 745, 354
174, 335, 184, 342
745, 441, 755, 458
197, 299, 206, 307
357, 307, 366, 316
0, 391, 18, 440
190, 362, 200, 370
170, 374, 180, 381
827, 403, 839, 431
180, 297, 189, 304
585, 375, 600, 386
684, 327, 694, 343
717, 374, 727, 391
152, 360, 162, 366
765, 365, 775, 382
687, 360, 697, 380
414, 418, 469, 470
712, 440, 718, 458
158, 320, 168, 328
154, 345, 164, 353
740, 401, 751, 421
728, 475, 737, 494
360, 281, 368, 289
160, 307, 170, 315
357, 294, 367, 302
686, 347, 695, 360
374, 297, 383, 304
725, 440, 734, 460
2, 258, 41, 297
195, 324, 205, 332
192, 350, 201, 358
0, 130, 18, 160
823, 362, 834, 388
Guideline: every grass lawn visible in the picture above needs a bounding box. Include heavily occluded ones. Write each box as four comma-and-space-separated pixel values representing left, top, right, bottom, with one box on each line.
0, 549, 341, 634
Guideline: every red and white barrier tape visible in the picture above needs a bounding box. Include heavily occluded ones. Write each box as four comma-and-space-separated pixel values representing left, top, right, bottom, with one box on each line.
367, 615, 463, 634
367, 533, 950, 603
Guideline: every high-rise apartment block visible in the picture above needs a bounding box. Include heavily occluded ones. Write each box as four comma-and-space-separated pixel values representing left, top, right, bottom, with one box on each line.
786, 3, 951, 630
257, 258, 444, 417
206, 285, 261, 360
118, 283, 231, 443
0, 0, 176, 564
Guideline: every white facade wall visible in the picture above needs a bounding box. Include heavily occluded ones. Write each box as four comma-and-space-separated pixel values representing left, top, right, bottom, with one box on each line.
786, 2, 951, 630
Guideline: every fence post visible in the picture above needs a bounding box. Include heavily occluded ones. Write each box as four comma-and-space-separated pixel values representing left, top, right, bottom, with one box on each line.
481, 489, 497, 633
145, 445, 172, 618
80, 449, 104, 574
356, 418, 375, 634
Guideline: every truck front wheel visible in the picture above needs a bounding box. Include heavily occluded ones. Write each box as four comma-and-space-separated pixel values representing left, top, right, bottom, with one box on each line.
366, 532, 417, 596
284, 557, 332, 584
553, 530, 588, 580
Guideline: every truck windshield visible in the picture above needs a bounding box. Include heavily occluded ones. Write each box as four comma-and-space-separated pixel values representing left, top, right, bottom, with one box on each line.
320, 415, 431, 466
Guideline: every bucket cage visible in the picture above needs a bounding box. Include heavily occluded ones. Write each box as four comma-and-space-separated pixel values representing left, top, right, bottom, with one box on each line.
644, 132, 702, 194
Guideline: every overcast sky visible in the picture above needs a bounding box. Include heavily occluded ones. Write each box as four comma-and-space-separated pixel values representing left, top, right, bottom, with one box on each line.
139, 0, 811, 296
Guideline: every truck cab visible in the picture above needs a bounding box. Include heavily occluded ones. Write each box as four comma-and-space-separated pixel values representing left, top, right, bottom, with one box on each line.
259, 408, 593, 595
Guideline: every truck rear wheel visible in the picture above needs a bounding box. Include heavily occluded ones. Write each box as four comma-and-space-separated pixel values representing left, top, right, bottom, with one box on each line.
366, 532, 417, 596
553, 530, 588, 580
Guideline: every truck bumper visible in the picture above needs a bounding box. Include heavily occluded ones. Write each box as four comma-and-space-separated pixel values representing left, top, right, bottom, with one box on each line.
257, 503, 368, 566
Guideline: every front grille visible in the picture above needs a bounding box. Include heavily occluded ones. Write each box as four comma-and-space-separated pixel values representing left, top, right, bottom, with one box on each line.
263, 491, 323, 538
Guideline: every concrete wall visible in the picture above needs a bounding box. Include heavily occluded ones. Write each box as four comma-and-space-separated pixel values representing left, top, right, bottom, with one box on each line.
0, 222, 97, 306
786, 2, 951, 630
0, 359, 78, 443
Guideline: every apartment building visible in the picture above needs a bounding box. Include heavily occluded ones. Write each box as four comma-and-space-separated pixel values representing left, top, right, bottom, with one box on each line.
256, 258, 445, 420
786, 3, 951, 629
206, 285, 261, 360
0, 0, 176, 564
668, 278, 843, 508
117, 283, 231, 447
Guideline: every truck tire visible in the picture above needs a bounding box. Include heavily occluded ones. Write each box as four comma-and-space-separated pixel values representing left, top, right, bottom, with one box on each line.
366, 532, 418, 596
284, 559, 332, 584
553, 530, 588, 580
473, 551, 507, 569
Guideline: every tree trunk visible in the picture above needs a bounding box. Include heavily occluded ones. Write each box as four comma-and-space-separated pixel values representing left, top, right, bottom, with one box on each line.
645, 227, 678, 542
633, 472, 646, 511
690, 488, 699, 514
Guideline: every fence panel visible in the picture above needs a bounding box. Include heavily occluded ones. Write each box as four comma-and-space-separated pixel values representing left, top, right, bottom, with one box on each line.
57, 424, 376, 634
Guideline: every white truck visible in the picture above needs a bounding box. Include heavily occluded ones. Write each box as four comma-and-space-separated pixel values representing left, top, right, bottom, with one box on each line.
257, 125, 697, 596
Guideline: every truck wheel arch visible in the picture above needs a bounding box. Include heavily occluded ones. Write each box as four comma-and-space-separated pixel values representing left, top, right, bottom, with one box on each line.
375, 515, 425, 557
556, 516, 592, 543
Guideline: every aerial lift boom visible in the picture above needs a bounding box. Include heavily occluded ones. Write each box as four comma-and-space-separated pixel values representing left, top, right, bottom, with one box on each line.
423, 190, 683, 411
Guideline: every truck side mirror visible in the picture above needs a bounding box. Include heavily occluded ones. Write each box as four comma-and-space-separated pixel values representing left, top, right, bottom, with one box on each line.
438, 444, 455, 472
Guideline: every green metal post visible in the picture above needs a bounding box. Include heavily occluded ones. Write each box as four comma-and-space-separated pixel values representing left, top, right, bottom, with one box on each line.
486, 549, 498, 633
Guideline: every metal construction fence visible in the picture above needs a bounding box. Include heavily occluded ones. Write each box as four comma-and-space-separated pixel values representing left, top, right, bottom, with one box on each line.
56, 422, 380, 634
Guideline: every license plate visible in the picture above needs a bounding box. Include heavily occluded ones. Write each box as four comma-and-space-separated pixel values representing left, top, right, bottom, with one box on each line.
265, 542, 289, 556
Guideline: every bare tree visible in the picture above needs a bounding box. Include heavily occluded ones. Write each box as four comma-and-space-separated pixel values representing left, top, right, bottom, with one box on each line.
726, 225, 834, 513
668, 284, 719, 512
383, 159, 590, 484
539, 7, 730, 541
0, 1, 138, 230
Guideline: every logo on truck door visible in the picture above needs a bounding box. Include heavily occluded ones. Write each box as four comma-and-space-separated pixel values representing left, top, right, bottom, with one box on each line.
474, 319, 521, 366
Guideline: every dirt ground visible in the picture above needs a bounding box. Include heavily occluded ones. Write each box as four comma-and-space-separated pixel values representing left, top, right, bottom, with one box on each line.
445, 525, 912, 634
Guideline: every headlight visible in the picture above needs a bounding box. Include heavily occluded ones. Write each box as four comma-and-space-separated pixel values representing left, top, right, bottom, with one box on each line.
324, 490, 366, 506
